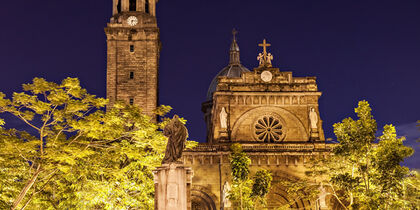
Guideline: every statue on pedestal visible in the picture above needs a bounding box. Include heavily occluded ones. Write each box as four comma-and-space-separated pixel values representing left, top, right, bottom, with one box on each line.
220, 107, 228, 129
154, 115, 193, 210
162, 115, 188, 164
309, 107, 318, 129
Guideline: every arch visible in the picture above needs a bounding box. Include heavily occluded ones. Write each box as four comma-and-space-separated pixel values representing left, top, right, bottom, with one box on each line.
231, 106, 309, 142
267, 173, 312, 209
129, 0, 136, 11
117, 0, 121, 13
145, 0, 150, 14
191, 186, 217, 210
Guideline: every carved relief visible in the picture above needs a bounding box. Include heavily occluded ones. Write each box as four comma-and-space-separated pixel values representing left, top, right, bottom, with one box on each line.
269, 96, 275, 104
232, 107, 309, 142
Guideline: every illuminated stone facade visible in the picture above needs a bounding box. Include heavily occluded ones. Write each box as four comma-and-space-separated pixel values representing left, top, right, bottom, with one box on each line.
106, 0, 160, 117
105, 1, 333, 209
184, 39, 331, 208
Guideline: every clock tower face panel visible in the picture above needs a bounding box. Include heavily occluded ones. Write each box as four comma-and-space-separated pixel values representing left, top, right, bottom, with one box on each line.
105, 0, 160, 117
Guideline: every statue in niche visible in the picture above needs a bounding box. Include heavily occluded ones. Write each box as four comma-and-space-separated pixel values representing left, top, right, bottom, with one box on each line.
222, 181, 232, 208
220, 107, 228, 129
309, 107, 318, 129
162, 115, 188, 164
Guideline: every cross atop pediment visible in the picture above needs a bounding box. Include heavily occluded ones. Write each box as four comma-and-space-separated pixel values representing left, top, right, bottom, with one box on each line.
257, 39, 273, 67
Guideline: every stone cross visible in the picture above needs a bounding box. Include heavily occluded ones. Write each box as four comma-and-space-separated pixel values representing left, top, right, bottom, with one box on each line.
258, 39, 271, 57
258, 39, 273, 66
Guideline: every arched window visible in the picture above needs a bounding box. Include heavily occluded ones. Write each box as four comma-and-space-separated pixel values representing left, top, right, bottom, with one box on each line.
145, 0, 150, 14
129, 0, 136, 11
117, 0, 121, 13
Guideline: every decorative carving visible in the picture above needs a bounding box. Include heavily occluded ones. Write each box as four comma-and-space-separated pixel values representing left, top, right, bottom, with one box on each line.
254, 116, 285, 142
162, 115, 188, 164
220, 107, 228, 129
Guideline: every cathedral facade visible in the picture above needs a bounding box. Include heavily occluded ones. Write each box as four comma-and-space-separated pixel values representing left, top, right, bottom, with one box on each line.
106, 1, 332, 209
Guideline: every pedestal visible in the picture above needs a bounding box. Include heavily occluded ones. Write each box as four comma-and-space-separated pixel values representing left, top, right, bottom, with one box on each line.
310, 128, 320, 141
153, 163, 193, 210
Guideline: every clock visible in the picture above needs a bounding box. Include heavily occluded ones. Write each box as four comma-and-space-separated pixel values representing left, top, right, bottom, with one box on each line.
261, 71, 273, 82
127, 16, 138, 26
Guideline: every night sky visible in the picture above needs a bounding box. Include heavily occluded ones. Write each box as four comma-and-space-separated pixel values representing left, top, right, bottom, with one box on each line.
0, 1, 419, 167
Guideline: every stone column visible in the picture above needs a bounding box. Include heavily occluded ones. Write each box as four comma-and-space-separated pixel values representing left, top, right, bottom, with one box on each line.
153, 163, 193, 210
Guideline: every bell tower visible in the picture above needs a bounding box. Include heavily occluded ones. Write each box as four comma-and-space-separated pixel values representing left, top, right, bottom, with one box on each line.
105, 0, 160, 116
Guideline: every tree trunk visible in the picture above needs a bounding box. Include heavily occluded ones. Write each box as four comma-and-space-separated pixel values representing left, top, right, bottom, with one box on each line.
240, 184, 243, 210
12, 166, 41, 210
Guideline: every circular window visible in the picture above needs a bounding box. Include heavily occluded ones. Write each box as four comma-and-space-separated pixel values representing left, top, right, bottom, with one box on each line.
254, 116, 285, 142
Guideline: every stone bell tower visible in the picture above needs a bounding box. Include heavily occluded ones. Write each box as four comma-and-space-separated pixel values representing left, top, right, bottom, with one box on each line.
105, 0, 160, 116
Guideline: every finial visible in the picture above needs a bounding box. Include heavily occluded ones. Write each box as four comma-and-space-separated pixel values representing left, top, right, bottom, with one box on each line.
232, 28, 238, 41
257, 39, 273, 67
229, 29, 240, 64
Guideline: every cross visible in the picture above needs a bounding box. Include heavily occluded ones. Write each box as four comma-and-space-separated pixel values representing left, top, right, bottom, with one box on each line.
258, 39, 271, 56
232, 28, 238, 40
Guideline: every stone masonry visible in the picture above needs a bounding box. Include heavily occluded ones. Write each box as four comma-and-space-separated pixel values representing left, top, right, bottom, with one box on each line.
106, 0, 160, 117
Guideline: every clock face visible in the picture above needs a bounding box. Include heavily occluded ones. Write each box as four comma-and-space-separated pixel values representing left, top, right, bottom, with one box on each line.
127, 16, 138, 26
261, 71, 273, 82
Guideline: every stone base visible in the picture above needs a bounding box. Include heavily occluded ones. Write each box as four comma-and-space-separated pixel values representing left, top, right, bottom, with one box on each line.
153, 163, 193, 210
310, 129, 320, 141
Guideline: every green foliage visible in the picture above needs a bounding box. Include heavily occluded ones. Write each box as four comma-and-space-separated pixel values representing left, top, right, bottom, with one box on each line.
0, 77, 196, 209
252, 170, 272, 208
229, 179, 254, 210
229, 143, 253, 209
290, 100, 417, 210
228, 144, 272, 210
230, 143, 251, 181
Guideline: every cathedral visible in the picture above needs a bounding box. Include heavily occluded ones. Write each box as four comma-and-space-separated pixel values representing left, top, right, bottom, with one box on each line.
105, 0, 332, 209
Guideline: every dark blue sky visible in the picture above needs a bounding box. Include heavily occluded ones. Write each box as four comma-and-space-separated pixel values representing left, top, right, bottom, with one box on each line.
0, 1, 419, 167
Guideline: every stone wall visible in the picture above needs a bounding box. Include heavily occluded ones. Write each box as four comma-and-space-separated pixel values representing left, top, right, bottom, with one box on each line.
183, 143, 332, 209
106, 10, 160, 117
206, 67, 325, 143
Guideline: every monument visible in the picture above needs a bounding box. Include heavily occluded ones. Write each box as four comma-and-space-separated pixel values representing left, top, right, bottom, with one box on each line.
154, 116, 193, 210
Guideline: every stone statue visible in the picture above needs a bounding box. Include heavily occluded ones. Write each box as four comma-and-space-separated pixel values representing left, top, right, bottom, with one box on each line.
220, 107, 228, 129
162, 115, 188, 164
257, 53, 264, 65
319, 183, 327, 209
222, 181, 232, 208
309, 107, 318, 129
267, 53, 273, 65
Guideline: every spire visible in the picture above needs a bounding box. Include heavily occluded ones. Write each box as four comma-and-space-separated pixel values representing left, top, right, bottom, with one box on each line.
229, 28, 241, 65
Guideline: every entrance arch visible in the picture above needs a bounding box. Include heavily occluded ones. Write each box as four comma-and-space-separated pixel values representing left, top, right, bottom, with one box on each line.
191, 187, 217, 210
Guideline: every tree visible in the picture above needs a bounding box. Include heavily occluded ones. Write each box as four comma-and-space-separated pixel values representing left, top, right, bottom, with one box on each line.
0, 77, 197, 209
251, 170, 272, 209
228, 143, 272, 210
229, 143, 253, 210
285, 101, 417, 209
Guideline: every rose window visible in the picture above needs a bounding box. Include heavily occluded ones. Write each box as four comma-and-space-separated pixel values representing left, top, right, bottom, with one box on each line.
254, 116, 285, 142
